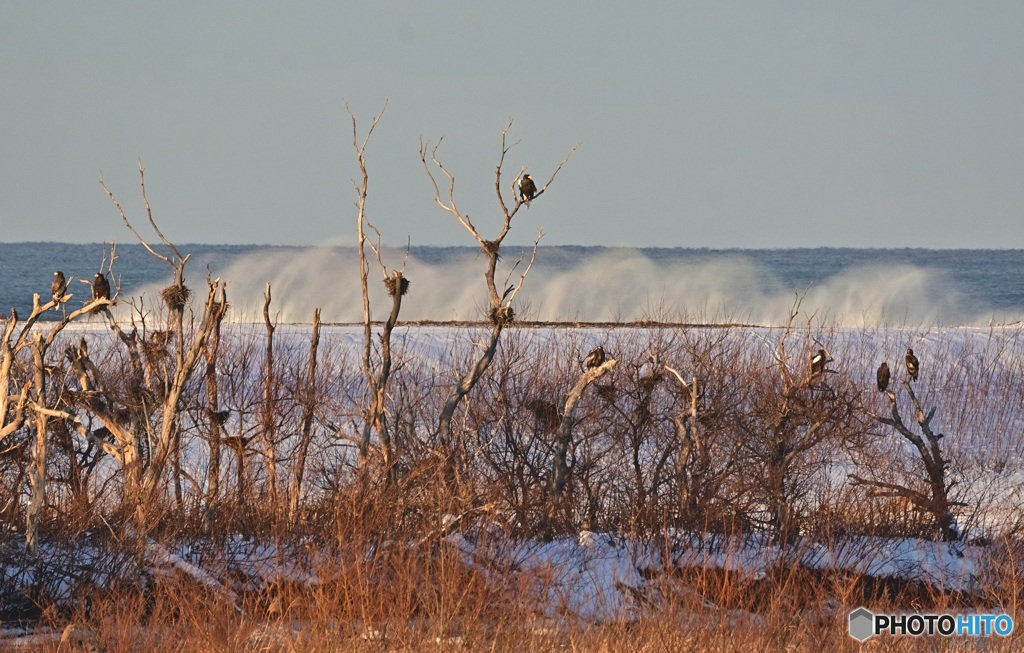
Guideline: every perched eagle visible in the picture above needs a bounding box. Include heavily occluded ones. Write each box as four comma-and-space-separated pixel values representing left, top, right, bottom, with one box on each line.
810, 349, 827, 378
585, 345, 606, 370
51, 271, 67, 304
905, 348, 919, 382
519, 174, 537, 205
876, 361, 890, 393
92, 273, 111, 301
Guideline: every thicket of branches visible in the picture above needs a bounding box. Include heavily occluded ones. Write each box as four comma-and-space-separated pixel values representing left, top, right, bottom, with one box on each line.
4, 284, 1018, 547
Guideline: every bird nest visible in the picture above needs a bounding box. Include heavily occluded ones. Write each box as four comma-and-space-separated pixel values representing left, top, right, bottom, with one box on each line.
596, 384, 617, 403
489, 305, 515, 326
639, 372, 663, 393
210, 301, 230, 319
384, 273, 410, 298
141, 330, 173, 360
527, 399, 560, 432
69, 390, 103, 412
481, 240, 501, 257
632, 405, 653, 426
161, 284, 191, 311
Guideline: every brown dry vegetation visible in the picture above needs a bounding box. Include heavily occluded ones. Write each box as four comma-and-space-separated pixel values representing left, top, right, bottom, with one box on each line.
5, 312, 1024, 651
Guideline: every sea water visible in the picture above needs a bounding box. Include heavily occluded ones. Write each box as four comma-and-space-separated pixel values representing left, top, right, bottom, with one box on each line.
1, 242, 1022, 326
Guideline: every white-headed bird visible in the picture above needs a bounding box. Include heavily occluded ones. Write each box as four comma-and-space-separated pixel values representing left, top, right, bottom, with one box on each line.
519, 173, 537, 206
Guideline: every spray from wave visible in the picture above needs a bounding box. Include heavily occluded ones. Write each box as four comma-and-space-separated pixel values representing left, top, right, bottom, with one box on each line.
117, 246, 1020, 327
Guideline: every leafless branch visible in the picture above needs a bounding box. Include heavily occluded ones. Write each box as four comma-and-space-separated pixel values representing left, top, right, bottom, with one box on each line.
138, 159, 184, 262
504, 229, 543, 307
533, 142, 581, 202
100, 172, 168, 265
420, 137, 479, 240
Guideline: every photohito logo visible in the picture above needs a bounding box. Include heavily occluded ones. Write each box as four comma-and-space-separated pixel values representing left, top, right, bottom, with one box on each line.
849, 607, 1013, 641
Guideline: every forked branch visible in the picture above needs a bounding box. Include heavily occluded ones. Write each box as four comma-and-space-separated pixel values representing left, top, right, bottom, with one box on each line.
99, 161, 188, 273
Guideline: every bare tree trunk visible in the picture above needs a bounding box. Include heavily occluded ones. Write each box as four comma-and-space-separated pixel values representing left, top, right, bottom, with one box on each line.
551, 360, 617, 499
290, 307, 320, 522
103, 164, 228, 539
230, 438, 250, 537
4, 288, 109, 445
373, 278, 404, 472
172, 424, 183, 510
1, 311, 30, 444
662, 367, 705, 523
25, 337, 47, 555
261, 283, 278, 510
203, 297, 228, 528
135, 281, 225, 537
348, 101, 407, 476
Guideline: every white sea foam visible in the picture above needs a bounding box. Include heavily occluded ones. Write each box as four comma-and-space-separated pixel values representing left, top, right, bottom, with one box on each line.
119, 247, 1021, 327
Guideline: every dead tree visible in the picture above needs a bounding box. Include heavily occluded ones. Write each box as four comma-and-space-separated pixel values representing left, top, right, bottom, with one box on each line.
11, 290, 113, 554
2, 274, 90, 444
421, 121, 578, 446
100, 166, 226, 535
853, 379, 962, 542
202, 286, 229, 527
260, 283, 278, 508
289, 307, 321, 522
550, 358, 617, 502
663, 362, 716, 525
347, 101, 410, 473
740, 293, 856, 541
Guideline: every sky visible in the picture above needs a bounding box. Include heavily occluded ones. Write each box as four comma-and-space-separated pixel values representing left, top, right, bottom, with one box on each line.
2, 1, 1023, 249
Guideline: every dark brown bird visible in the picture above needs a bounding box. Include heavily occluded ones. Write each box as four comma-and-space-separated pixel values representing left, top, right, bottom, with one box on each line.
877, 361, 890, 392
905, 348, 919, 382
585, 345, 606, 370
519, 173, 537, 205
810, 349, 827, 378
51, 271, 67, 304
92, 273, 110, 301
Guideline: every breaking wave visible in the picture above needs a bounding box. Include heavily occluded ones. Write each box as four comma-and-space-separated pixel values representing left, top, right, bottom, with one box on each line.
116, 246, 1022, 327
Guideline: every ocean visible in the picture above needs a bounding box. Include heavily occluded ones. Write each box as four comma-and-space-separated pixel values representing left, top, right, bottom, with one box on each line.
1, 242, 1022, 326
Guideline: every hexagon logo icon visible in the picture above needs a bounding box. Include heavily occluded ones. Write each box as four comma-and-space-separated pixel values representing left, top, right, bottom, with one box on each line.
849, 607, 875, 641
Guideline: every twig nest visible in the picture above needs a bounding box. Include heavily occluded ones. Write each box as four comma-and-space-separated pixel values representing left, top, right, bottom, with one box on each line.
161, 283, 191, 311
489, 305, 515, 326
210, 301, 229, 318
527, 399, 560, 431
142, 330, 173, 360
383, 272, 410, 297
632, 405, 652, 425
481, 240, 501, 257
69, 390, 102, 412
639, 372, 663, 393
597, 383, 617, 403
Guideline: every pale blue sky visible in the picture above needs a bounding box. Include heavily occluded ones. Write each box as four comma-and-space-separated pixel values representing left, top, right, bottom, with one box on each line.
2, 2, 1022, 248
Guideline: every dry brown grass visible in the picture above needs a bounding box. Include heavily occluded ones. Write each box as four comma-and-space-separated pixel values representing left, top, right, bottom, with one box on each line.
5, 322, 1024, 650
